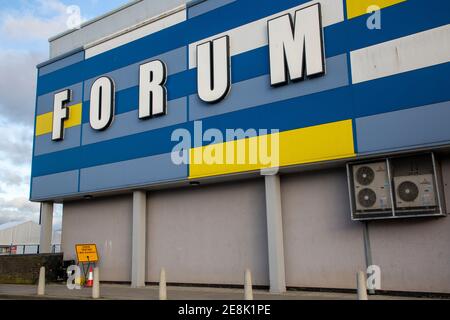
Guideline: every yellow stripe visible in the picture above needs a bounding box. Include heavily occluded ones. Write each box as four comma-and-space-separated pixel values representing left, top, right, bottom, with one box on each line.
35, 112, 54, 136
35, 103, 82, 136
189, 120, 356, 179
346, 0, 406, 19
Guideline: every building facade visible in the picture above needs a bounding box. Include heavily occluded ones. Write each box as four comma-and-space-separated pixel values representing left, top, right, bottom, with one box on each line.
31, 0, 450, 293
0, 221, 60, 255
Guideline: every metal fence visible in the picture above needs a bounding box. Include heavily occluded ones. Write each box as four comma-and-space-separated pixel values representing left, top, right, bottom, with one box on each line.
0, 244, 61, 255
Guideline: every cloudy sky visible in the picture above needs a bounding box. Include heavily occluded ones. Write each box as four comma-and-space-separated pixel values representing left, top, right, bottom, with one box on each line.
0, 0, 128, 231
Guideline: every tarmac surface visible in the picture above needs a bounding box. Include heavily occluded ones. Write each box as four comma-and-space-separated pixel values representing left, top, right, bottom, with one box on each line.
0, 283, 434, 300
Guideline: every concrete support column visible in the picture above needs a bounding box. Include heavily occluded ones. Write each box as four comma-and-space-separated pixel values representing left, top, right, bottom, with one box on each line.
131, 190, 147, 288
263, 172, 286, 293
39, 202, 54, 254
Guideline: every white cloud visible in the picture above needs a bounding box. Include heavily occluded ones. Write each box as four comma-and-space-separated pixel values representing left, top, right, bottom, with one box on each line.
0, 50, 44, 125
1, 13, 66, 42
0, 118, 32, 186
0, 0, 88, 45
0, 0, 129, 231
37, 0, 68, 15
0, 197, 40, 225
0, 0, 76, 230
0, 117, 33, 165
0, 118, 35, 227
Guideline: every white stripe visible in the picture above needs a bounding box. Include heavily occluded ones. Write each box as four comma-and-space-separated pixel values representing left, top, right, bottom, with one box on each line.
85, 8, 186, 59
188, 0, 344, 69
350, 24, 450, 84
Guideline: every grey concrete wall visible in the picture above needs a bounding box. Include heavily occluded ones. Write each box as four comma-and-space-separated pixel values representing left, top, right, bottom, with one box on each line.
367, 155, 450, 293
146, 179, 269, 286
281, 168, 366, 289
368, 217, 450, 293
61, 195, 133, 282
58, 154, 450, 292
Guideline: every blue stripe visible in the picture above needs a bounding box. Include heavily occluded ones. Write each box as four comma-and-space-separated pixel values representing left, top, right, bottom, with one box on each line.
83, 46, 187, 101
82, 97, 187, 145
351, 62, 450, 119
34, 126, 81, 156
32, 61, 450, 177
329, 0, 449, 57
188, 0, 237, 19
79, 152, 187, 193
76, 53, 345, 148
31, 171, 79, 200
33, 123, 192, 177
197, 62, 450, 139
37, 82, 83, 115
40, 52, 346, 155
82, 69, 196, 123
81, 50, 339, 123
39, 51, 84, 76
78, 42, 347, 123
35, 1, 450, 129
197, 87, 353, 144
36, 0, 449, 97
36, 0, 309, 95
185, 0, 314, 41
189, 54, 349, 121
356, 101, 450, 154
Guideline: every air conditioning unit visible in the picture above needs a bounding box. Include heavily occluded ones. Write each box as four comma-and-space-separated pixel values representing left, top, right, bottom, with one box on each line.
394, 174, 437, 209
348, 153, 446, 221
352, 162, 392, 212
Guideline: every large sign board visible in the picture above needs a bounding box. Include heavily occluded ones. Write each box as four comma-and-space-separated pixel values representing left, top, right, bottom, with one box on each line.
75, 244, 99, 263
30, 0, 450, 201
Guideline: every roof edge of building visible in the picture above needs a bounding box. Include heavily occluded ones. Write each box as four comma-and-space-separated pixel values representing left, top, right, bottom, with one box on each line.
48, 0, 144, 43
83, 4, 187, 52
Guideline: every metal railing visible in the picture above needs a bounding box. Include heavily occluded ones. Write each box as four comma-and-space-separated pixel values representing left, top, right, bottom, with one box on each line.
0, 244, 61, 255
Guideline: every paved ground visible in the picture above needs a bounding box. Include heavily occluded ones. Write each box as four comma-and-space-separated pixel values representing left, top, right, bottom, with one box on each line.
0, 283, 433, 300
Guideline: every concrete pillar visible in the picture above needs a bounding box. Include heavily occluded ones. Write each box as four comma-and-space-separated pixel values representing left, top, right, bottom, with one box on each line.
357, 271, 368, 300
244, 269, 253, 300
131, 190, 146, 288
159, 268, 167, 300
92, 267, 100, 299
39, 202, 53, 254
37, 266, 45, 296
263, 172, 286, 293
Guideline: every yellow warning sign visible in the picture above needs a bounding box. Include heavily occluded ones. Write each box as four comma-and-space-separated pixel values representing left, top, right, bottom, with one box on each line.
75, 244, 99, 263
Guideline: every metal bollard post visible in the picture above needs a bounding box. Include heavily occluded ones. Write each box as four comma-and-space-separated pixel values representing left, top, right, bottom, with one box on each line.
159, 268, 167, 300
244, 269, 253, 300
357, 271, 368, 300
92, 267, 100, 299
37, 266, 45, 296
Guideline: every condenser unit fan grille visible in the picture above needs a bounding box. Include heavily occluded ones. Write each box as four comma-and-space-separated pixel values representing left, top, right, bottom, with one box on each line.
357, 188, 377, 208
356, 166, 375, 186
397, 181, 419, 202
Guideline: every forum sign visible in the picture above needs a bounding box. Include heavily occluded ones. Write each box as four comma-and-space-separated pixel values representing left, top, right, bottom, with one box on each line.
32, 1, 365, 202
51, 4, 325, 141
